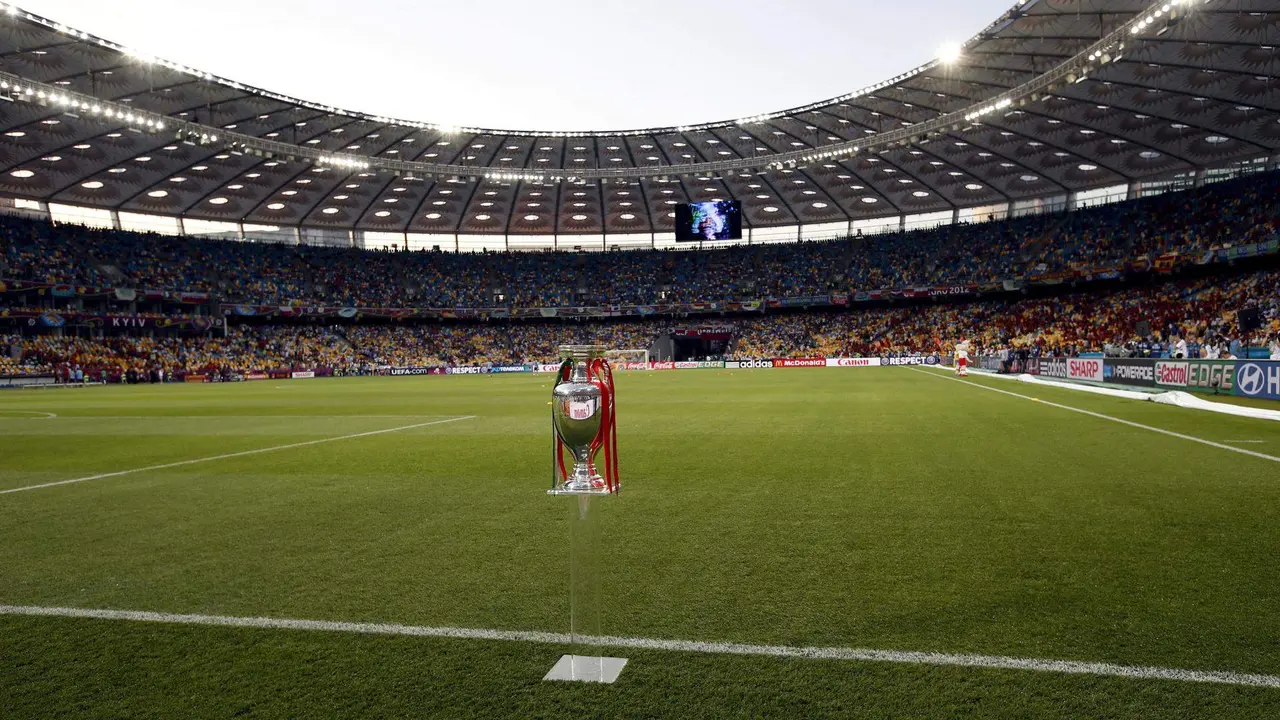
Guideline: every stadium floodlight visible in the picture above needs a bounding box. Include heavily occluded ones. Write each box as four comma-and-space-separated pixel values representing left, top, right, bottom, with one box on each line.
937, 42, 963, 64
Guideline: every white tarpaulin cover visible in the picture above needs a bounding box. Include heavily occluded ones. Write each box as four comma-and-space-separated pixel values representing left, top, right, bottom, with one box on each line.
964, 370, 1280, 422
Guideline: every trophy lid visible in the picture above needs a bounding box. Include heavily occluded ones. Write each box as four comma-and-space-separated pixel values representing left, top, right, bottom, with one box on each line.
559, 345, 606, 360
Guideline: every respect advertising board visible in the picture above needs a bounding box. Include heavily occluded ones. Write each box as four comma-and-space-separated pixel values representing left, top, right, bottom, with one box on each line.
1233, 360, 1280, 401
880, 356, 941, 366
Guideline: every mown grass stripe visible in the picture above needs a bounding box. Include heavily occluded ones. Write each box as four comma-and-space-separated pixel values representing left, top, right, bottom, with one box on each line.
0, 415, 476, 496
913, 369, 1280, 464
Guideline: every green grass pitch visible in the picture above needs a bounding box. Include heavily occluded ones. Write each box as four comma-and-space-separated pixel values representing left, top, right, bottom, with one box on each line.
3, 368, 1280, 718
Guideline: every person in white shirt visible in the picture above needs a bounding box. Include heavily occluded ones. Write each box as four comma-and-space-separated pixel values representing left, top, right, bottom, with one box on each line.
1173, 336, 1188, 360
1270, 334, 1280, 361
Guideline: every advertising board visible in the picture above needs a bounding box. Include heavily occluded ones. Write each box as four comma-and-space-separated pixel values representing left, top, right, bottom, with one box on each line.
1039, 358, 1068, 379
1234, 361, 1280, 401
1066, 358, 1104, 382
826, 358, 882, 368
773, 358, 826, 368
881, 356, 941, 367
1102, 359, 1155, 387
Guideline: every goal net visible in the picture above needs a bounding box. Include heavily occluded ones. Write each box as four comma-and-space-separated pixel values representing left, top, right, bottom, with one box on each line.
605, 348, 649, 365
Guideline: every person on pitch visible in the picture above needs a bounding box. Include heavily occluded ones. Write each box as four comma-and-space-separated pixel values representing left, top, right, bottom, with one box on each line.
954, 339, 971, 377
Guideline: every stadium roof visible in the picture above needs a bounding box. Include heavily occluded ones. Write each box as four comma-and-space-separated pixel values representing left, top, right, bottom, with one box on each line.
0, 0, 1277, 238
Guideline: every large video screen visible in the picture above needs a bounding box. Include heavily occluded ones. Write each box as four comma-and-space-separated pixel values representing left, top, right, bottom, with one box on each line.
675, 200, 742, 242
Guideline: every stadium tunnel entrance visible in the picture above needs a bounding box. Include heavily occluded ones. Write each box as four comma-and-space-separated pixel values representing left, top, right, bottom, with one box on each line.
669, 326, 732, 362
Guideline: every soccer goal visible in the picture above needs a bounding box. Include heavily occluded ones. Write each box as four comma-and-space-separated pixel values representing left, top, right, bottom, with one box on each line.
605, 348, 649, 365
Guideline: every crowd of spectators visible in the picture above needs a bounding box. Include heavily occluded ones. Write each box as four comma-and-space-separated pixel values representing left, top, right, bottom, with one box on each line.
345, 322, 656, 368
5, 264, 1276, 381
4, 172, 1277, 310
3, 169, 1278, 380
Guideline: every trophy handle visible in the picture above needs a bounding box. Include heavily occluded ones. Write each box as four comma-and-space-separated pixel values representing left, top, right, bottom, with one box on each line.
586, 358, 620, 495
552, 358, 573, 489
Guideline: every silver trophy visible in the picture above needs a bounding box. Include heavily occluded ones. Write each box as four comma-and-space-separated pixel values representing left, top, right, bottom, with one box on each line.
544, 345, 626, 683
550, 345, 617, 495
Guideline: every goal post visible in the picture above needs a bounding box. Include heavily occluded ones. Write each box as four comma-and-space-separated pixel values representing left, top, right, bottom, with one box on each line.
604, 349, 649, 365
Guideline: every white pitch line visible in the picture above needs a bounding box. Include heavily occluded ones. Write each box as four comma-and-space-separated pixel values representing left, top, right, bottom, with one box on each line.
911, 369, 1280, 464
0, 415, 475, 496
1225, 440, 1266, 445
0, 415, 463, 420
0, 604, 1277, 689
0, 410, 56, 419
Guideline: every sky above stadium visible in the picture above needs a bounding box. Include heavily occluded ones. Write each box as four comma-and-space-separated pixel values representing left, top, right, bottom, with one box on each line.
18, 0, 1013, 131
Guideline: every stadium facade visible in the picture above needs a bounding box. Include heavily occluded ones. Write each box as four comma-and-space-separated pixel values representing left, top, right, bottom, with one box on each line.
0, 0, 1277, 250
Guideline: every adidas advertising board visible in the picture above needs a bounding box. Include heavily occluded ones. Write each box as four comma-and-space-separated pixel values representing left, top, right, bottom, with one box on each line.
1040, 358, 1069, 379
728, 359, 773, 370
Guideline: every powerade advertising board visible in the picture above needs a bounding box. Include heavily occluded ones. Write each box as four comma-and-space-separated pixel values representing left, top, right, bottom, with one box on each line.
1103, 359, 1156, 387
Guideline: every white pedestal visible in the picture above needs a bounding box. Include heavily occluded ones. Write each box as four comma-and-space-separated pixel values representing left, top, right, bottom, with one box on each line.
543, 654, 628, 683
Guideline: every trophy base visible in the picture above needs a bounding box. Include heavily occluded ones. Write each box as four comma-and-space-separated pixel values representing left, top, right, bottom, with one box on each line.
547, 483, 615, 496
543, 654, 628, 683
549, 464, 614, 495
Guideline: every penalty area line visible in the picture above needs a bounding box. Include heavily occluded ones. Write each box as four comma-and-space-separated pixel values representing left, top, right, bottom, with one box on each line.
0, 604, 1278, 689
0, 415, 475, 496
910, 368, 1280, 464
